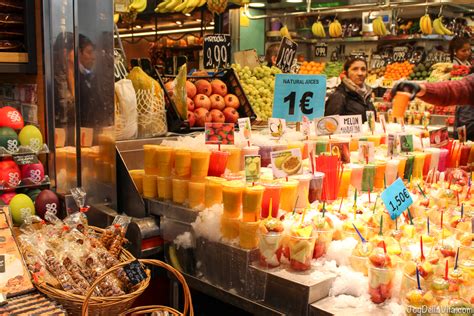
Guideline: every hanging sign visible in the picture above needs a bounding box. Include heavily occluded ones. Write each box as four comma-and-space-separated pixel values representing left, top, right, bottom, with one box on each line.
275, 37, 298, 73
314, 43, 328, 58
203, 34, 231, 69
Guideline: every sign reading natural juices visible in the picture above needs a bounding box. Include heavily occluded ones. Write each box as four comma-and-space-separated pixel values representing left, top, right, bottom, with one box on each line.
205, 123, 234, 145
245, 155, 261, 182
270, 148, 302, 178
272, 74, 326, 122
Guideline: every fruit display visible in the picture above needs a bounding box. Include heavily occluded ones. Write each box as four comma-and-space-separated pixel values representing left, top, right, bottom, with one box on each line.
368, 66, 386, 79
407, 63, 431, 81
372, 17, 388, 36
328, 20, 343, 38
154, 0, 207, 14
450, 65, 471, 77
427, 62, 453, 82
299, 61, 325, 74
232, 64, 281, 121
322, 61, 343, 78
383, 61, 415, 80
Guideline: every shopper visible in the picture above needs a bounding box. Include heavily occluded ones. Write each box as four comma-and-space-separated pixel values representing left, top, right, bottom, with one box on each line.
324, 57, 376, 122
448, 37, 474, 139
265, 43, 279, 67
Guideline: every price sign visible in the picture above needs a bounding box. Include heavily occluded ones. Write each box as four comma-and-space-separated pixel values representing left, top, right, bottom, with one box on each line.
124, 260, 147, 285
272, 74, 326, 122
314, 43, 328, 58
203, 34, 231, 69
392, 46, 410, 62
381, 178, 413, 220
338, 115, 362, 135
275, 37, 298, 73
13, 154, 38, 166
370, 54, 386, 69
350, 51, 367, 59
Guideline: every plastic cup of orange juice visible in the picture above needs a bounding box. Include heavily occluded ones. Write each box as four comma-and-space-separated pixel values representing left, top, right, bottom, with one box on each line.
392, 92, 411, 118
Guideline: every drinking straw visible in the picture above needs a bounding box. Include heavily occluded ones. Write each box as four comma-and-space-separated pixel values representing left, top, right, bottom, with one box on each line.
338, 197, 344, 213
461, 204, 464, 219
440, 210, 444, 230
395, 217, 398, 231
352, 223, 366, 243
456, 191, 460, 207
416, 267, 422, 290
267, 198, 273, 219
454, 247, 460, 270
417, 183, 427, 199
448, 173, 453, 190
373, 194, 378, 214
420, 235, 425, 262
466, 173, 472, 199
300, 207, 307, 227
310, 151, 315, 174
427, 217, 430, 235
322, 201, 326, 218
248, 140, 250, 147
292, 196, 299, 216
444, 259, 448, 280
382, 240, 387, 255
218, 143, 221, 151
368, 188, 371, 204
407, 208, 414, 225
379, 215, 383, 236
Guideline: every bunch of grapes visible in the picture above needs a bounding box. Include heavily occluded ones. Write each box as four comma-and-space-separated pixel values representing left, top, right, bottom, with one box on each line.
232, 64, 281, 120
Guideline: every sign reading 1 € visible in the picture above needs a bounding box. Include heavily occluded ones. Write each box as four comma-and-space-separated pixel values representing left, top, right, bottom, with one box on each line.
272, 74, 326, 122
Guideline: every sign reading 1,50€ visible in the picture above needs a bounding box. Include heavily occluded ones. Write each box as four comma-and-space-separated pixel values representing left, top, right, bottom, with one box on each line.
272, 74, 326, 122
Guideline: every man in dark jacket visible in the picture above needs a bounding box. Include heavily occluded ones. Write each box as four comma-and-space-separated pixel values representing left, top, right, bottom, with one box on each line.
325, 57, 376, 122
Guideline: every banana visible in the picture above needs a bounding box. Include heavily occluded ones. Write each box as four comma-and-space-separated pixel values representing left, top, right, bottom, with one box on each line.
280, 25, 291, 39
174, 0, 187, 12
329, 20, 342, 37
168, 245, 183, 272
113, 13, 120, 24
373, 17, 387, 36
420, 14, 432, 35
372, 18, 381, 36
155, 0, 171, 11
312, 22, 325, 38
130, 0, 147, 12
433, 18, 445, 35
185, 0, 200, 11
438, 17, 453, 35
164, 0, 182, 11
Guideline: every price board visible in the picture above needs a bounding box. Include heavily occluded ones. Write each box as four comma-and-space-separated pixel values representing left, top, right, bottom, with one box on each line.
381, 178, 413, 220
203, 34, 231, 69
392, 46, 410, 62
314, 43, 328, 58
124, 260, 147, 285
370, 54, 386, 69
272, 74, 326, 121
275, 37, 298, 73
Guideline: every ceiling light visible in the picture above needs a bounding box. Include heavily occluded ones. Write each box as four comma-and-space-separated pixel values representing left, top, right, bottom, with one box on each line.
115, 26, 215, 38
210, 21, 215, 25
135, 25, 142, 29
176, 21, 182, 25
249, 2, 265, 7
286, 0, 303, 2
184, 13, 191, 16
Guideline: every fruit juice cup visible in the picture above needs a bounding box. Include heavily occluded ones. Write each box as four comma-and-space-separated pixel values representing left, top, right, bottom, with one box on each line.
404, 154, 415, 180
130, 169, 144, 194
239, 221, 260, 249
288, 235, 316, 271
367, 135, 382, 147
313, 229, 333, 259
308, 172, 325, 203
242, 185, 264, 222
207, 150, 229, 177
188, 181, 205, 210
221, 217, 240, 239
258, 231, 283, 268
278, 178, 298, 212
349, 254, 369, 276
338, 168, 352, 198
292, 174, 312, 209
397, 156, 407, 179
385, 159, 399, 186
174, 148, 191, 178
261, 183, 281, 218
190, 151, 210, 181
240, 145, 260, 170
315, 140, 328, 155
438, 148, 449, 172
222, 181, 244, 218
204, 176, 227, 207
368, 265, 395, 304
362, 164, 375, 192
350, 164, 363, 192
156, 146, 174, 177
222, 145, 241, 173
425, 148, 440, 172
143, 174, 157, 198
392, 91, 411, 118
412, 152, 426, 179
172, 178, 189, 204
157, 176, 172, 200
349, 137, 359, 152
374, 162, 386, 190
422, 152, 432, 177
143, 144, 159, 175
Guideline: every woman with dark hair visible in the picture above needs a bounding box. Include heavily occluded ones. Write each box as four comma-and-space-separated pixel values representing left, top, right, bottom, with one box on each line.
265, 43, 280, 67
324, 57, 376, 122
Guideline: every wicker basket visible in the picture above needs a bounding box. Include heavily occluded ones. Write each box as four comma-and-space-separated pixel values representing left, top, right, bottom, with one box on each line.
82, 259, 194, 316
34, 226, 151, 316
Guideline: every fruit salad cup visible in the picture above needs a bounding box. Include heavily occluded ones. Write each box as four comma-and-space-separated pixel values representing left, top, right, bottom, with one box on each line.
258, 217, 284, 268
402, 261, 432, 294
368, 249, 395, 304
404, 288, 437, 316
349, 242, 373, 276
288, 226, 316, 271
459, 260, 474, 304
430, 277, 452, 301
312, 214, 334, 259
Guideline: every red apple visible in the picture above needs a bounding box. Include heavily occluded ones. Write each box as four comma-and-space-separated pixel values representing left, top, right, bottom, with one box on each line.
194, 108, 211, 127
210, 109, 225, 123
223, 107, 239, 124
187, 111, 196, 127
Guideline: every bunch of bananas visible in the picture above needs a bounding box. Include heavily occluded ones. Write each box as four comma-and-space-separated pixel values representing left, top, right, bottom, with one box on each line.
155, 0, 206, 14
419, 14, 432, 35
312, 21, 326, 38
280, 25, 291, 39
433, 17, 453, 35
372, 17, 387, 36
328, 20, 342, 38
129, 0, 147, 12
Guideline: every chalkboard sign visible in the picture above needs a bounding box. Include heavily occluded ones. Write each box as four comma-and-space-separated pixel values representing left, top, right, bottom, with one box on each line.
203, 34, 231, 69
350, 51, 367, 59
370, 54, 386, 69
392, 46, 410, 62
314, 43, 328, 57
13, 154, 38, 166
275, 37, 298, 73
124, 260, 147, 285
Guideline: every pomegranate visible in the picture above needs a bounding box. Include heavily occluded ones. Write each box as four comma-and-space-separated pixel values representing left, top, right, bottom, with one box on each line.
187, 97, 195, 111
210, 94, 225, 111
195, 79, 212, 96
187, 111, 196, 127
186, 81, 197, 99
223, 107, 239, 124
194, 108, 211, 127
210, 109, 225, 123
193, 94, 211, 110
210, 79, 228, 96
224, 94, 240, 109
